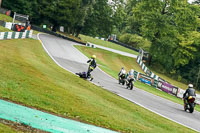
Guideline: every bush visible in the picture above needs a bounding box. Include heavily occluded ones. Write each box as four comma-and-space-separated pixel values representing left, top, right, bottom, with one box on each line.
119, 33, 151, 51
119, 33, 132, 44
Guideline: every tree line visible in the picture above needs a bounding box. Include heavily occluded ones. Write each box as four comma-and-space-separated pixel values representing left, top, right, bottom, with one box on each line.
2, 0, 200, 89
2, 0, 123, 37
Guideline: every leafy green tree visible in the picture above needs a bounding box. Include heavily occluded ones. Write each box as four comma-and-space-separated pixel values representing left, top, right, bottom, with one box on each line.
128, 0, 200, 72
81, 0, 113, 37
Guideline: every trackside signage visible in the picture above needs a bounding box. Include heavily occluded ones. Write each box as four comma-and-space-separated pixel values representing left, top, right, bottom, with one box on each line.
138, 73, 152, 86
158, 81, 178, 95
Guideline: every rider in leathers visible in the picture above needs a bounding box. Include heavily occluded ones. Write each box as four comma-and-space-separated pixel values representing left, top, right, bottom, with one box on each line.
87, 55, 97, 78
183, 84, 196, 104
118, 67, 126, 79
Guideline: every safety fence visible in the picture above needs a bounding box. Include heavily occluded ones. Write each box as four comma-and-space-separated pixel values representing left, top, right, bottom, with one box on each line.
0, 30, 33, 40
31, 25, 86, 45
3, 22, 25, 30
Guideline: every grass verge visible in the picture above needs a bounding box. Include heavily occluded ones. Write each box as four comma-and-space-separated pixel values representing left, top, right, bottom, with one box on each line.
79, 34, 139, 55
0, 123, 21, 133
75, 46, 200, 112
0, 14, 13, 22
0, 39, 196, 132
0, 26, 12, 32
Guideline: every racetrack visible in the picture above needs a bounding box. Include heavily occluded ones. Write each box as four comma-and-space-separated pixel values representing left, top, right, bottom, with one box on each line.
39, 34, 200, 132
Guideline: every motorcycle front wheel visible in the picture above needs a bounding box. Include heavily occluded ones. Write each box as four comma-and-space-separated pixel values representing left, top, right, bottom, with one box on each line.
130, 82, 133, 90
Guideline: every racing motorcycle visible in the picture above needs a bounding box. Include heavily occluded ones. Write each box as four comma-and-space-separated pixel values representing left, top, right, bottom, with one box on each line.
184, 96, 196, 113
126, 75, 135, 90
118, 74, 126, 85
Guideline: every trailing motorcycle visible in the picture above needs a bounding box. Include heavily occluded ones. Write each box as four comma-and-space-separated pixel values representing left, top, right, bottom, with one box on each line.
118, 74, 126, 85
184, 96, 196, 113
126, 75, 135, 90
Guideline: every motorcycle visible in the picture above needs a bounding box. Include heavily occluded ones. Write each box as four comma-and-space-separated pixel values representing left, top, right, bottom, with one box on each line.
184, 96, 196, 113
126, 75, 135, 90
76, 72, 93, 81
118, 74, 126, 85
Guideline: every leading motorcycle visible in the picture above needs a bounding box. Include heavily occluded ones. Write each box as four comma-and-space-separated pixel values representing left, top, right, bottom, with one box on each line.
126, 75, 135, 90
184, 96, 196, 113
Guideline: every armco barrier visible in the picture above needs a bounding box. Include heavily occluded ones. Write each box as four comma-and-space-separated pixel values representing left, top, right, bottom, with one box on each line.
31, 25, 86, 45
0, 30, 32, 40
108, 39, 139, 52
0, 20, 26, 30
137, 55, 159, 81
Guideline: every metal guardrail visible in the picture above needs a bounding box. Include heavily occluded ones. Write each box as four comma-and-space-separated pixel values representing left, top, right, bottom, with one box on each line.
108, 39, 139, 52
31, 25, 86, 45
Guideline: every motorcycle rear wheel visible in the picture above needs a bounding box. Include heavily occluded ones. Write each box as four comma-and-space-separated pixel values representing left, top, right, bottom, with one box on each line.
189, 103, 194, 113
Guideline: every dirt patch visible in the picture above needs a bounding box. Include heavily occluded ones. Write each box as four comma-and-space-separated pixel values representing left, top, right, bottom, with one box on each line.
0, 118, 49, 133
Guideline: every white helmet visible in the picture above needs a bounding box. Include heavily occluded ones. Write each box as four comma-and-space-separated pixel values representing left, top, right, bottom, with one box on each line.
188, 84, 193, 88
130, 69, 134, 73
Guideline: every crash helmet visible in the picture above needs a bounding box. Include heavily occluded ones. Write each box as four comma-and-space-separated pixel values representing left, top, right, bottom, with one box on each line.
92, 55, 96, 59
130, 69, 134, 73
188, 84, 193, 88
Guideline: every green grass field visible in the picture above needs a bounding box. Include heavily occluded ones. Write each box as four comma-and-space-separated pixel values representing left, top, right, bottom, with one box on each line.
0, 26, 12, 32
0, 123, 21, 133
79, 34, 139, 55
75, 46, 200, 112
0, 14, 13, 22
0, 39, 196, 132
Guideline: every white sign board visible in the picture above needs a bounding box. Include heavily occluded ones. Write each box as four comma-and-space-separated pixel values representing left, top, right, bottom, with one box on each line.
60, 26, 64, 32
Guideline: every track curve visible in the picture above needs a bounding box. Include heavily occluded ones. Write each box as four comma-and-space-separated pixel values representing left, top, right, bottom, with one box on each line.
39, 34, 200, 132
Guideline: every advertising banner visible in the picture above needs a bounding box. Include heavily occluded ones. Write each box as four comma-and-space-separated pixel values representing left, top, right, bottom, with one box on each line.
158, 81, 178, 95
138, 73, 153, 86
196, 94, 200, 105
176, 88, 185, 98
13, 24, 26, 32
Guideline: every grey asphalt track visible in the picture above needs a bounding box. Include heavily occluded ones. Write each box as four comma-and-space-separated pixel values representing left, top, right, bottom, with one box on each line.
39, 34, 200, 132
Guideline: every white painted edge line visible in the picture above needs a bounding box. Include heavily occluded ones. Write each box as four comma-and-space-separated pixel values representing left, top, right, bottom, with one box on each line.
38, 33, 199, 133
117, 94, 199, 133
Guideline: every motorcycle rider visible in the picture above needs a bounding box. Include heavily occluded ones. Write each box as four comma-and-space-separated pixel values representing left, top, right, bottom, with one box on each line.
126, 69, 136, 85
87, 55, 97, 78
183, 84, 196, 104
118, 67, 126, 79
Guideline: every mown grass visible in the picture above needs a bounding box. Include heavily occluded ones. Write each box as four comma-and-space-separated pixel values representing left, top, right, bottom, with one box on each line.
79, 34, 139, 55
0, 14, 20, 23
32, 30, 41, 35
0, 123, 20, 133
0, 26, 12, 32
0, 14, 13, 22
75, 46, 200, 112
0, 39, 196, 132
